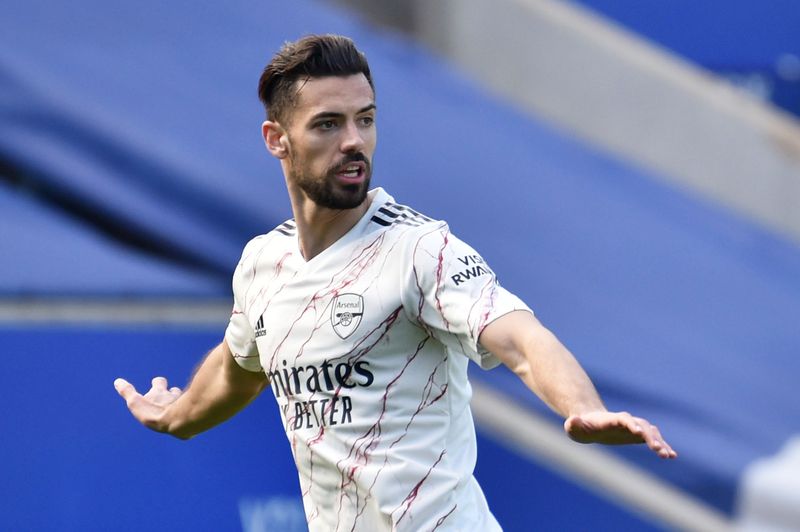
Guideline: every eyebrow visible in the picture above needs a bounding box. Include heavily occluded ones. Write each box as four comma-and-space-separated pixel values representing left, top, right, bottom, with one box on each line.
309, 104, 377, 122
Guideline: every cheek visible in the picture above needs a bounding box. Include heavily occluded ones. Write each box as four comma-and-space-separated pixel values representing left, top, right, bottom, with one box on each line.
305, 133, 335, 154
299, 148, 337, 176
291, 139, 326, 165
365, 131, 377, 154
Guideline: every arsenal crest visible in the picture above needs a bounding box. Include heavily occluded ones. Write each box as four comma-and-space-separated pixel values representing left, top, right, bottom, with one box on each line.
331, 293, 364, 339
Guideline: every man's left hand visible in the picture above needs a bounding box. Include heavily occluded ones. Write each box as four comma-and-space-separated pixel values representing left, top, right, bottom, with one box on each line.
565, 411, 677, 459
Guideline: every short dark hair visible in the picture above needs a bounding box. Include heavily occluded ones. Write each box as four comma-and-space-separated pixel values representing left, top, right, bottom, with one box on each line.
258, 34, 374, 124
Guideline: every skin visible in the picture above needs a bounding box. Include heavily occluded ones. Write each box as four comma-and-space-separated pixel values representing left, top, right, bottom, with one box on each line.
262, 74, 377, 261
479, 310, 675, 456
115, 73, 676, 459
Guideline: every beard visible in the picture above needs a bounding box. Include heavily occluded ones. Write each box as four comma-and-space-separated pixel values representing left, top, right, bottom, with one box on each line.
290, 152, 372, 210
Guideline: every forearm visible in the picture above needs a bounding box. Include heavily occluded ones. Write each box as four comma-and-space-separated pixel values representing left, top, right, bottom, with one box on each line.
479, 311, 677, 457
162, 341, 267, 439
480, 311, 605, 418
513, 324, 605, 418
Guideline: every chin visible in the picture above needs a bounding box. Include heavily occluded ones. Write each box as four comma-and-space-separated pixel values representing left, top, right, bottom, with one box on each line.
335, 190, 368, 209
336, 181, 370, 208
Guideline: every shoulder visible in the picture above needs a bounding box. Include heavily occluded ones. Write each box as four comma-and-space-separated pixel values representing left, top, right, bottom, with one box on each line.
374, 210, 454, 277
233, 219, 296, 282
367, 200, 448, 246
369, 199, 438, 230
240, 219, 296, 257
369, 202, 453, 264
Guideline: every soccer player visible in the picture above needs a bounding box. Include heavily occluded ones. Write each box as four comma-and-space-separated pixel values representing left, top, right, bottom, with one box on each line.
114, 34, 676, 531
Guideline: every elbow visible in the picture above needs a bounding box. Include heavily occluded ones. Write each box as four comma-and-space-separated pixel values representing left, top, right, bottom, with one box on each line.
504, 348, 533, 382
508, 336, 542, 378
510, 360, 533, 383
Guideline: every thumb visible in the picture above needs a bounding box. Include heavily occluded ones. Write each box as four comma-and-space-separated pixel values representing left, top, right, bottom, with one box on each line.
114, 378, 138, 402
563, 414, 583, 433
564, 414, 595, 444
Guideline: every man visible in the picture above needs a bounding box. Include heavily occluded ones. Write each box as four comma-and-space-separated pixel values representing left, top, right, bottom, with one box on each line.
115, 34, 676, 531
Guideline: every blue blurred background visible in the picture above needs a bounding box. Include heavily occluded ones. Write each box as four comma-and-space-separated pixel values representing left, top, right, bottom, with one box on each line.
2, 1, 800, 530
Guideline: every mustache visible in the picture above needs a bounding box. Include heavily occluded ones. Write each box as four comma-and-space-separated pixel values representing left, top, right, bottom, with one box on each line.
328, 153, 370, 174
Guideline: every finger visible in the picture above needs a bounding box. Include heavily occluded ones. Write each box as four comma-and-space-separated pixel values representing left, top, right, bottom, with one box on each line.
616, 413, 645, 440
114, 378, 139, 402
650, 425, 678, 458
151, 376, 168, 391
639, 422, 676, 458
169, 386, 182, 397
630, 418, 660, 447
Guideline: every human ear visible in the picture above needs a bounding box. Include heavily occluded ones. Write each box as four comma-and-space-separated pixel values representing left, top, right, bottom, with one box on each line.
262, 121, 290, 159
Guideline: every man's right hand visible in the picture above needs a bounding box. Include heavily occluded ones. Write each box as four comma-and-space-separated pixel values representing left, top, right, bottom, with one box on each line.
114, 377, 183, 434
113, 341, 268, 440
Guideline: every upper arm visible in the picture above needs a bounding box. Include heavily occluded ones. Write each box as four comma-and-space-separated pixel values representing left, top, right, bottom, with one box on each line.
478, 310, 603, 419
478, 310, 544, 373
221, 339, 269, 397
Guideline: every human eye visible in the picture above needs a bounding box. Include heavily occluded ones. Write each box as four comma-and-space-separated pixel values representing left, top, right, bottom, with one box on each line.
359, 115, 375, 127
316, 119, 337, 131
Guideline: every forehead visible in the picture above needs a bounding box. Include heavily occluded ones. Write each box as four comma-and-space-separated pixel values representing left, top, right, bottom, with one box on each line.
292, 74, 374, 120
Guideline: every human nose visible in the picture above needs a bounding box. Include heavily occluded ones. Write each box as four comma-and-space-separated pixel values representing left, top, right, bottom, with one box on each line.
340, 120, 365, 153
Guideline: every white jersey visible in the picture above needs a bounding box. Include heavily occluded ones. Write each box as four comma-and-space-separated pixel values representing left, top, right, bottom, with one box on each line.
226, 188, 531, 531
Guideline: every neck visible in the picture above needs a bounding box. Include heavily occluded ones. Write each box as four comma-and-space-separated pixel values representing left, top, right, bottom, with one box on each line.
288, 185, 371, 261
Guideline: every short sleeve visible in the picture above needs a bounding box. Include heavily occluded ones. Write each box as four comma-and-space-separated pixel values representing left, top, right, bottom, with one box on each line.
224, 250, 263, 373
402, 222, 532, 369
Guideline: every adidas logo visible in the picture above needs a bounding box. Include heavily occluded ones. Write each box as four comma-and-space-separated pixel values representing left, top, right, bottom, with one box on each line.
255, 316, 267, 338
